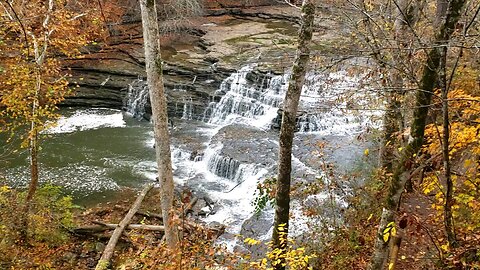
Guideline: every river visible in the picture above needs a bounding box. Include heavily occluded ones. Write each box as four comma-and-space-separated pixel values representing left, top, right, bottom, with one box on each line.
1, 63, 381, 248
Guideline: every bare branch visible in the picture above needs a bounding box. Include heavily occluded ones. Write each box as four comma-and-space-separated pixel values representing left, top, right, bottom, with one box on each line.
284, 0, 301, 9
1, 0, 30, 59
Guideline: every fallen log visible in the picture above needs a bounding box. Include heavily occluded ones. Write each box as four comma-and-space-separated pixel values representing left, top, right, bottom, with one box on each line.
183, 197, 198, 216
73, 225, 111, 235
92, 221, 165, 231
136, 210, 163, 220
86, 219, 222, 234
95, 183, 154, 270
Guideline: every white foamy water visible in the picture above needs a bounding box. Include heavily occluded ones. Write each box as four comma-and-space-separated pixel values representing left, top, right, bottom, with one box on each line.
5, 164, 120, 193
205, 66, 382, 135
203, 166, 269, 232
206, 65, 284, 130
45, 108, 126, 134
1, 63, 381, 248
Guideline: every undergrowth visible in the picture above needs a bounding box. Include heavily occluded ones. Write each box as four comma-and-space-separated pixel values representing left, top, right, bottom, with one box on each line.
0, 184, 75, 267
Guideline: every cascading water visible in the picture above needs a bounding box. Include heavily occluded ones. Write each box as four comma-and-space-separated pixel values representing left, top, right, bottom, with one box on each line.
204, 66, 380, 135
124, 79, 149, 119
206, 65, 285, 129
1, 62, 380, 250
178, 64, 382, 247
181, 97, 194, 120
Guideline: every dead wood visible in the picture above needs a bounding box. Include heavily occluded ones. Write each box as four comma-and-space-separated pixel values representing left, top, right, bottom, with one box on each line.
94, 183, 153, 270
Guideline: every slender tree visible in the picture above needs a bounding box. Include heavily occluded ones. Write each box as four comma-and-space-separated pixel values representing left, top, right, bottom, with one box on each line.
382, 0, 420, 174
368, 1, 466, 269
271, 1, 315, 269
436, 0, 458, 248
0, 0, 103, 240
139, 0, 179, 248
440, 45, 457, 248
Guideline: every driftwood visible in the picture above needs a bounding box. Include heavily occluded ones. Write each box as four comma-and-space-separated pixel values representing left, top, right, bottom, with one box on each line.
93, 221, 165, 231
95, 183, 153, 270
74, 223, 165, 235
85, 219, 222, 235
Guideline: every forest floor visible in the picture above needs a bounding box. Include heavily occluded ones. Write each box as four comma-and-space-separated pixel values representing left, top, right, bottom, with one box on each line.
0, 178, 466, 270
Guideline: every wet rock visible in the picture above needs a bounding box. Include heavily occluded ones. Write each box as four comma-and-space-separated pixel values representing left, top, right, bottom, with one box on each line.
238, 210, 272, 258
211, 124, 277, 166
240, 210, 273, 238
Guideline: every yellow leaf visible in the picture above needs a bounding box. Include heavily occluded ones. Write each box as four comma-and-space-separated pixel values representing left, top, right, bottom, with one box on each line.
383, 232, 390, 243
364, 149, 369, 156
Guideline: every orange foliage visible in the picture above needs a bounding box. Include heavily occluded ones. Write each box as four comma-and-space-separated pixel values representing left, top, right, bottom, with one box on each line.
0, 0, 104, 141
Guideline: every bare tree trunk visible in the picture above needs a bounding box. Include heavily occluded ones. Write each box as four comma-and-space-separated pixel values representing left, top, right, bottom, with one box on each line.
436, 0, 457, 249
439, 46, 457, 248
368, 1, 466, 269
436, 0, 448, 26
387, 216, 408, 270
139, 0, 179, 248
382, 0, 420, 179
25, 67, 41, 204
381, 0, 410, 172
271, 1, 315, 269
20, 67, 41, 241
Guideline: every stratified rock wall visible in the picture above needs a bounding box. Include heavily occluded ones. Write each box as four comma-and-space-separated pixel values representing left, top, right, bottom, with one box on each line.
63, 2, 298, 121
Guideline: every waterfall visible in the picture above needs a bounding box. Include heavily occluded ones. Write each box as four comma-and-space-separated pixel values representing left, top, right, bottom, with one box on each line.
207, 151, 240, 181
203, 66, 381, 135
124, 79, 149, 119
181, 97, 194, 120
130, 64, 381, 248
205, 65, 286, 129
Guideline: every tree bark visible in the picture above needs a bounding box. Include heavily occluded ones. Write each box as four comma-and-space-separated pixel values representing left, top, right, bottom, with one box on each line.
20, 66, 42, 242
436, 0, 449, 26
368, 1, 466, 269
439, 46, 457, 247
271, 1, 315, 269
387, 216, 407, 270
381, 0, 411, 172
382, 0, 420, 176
95, 183, 153, 270
139, 0, 179, 248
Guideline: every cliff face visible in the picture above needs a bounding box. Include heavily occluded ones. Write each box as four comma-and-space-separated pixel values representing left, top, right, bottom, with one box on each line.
64, 2, 301, 120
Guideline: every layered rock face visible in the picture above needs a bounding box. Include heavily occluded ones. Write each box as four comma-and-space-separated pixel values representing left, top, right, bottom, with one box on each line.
62, 1, 302, 121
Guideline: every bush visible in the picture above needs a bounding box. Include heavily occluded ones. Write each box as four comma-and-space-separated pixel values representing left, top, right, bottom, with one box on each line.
0, 184, 75, 248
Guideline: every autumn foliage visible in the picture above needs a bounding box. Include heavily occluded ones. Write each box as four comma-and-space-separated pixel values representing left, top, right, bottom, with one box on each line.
0, 0, 104, 140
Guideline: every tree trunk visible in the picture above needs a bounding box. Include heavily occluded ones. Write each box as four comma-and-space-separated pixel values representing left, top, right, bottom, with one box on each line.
439, 46, 457, 248
382, 0, 420, 178
20, 67, 41, 242
381, 0, 410, 172
436, 0, 449, 26
387, 216, 408, 270
271, 1, 315, 269
139, 0, 179, 248
368, 1, 466, 269
95, 183, 153, 270
436, 0, 457, 249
